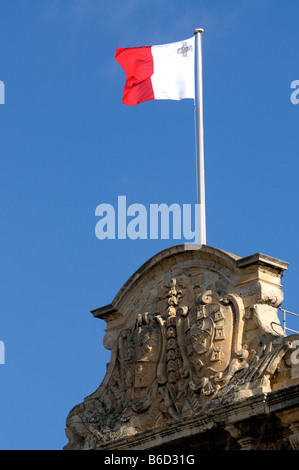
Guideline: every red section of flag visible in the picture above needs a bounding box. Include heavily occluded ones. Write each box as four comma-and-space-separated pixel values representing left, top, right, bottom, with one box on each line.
115, 46, 155, 106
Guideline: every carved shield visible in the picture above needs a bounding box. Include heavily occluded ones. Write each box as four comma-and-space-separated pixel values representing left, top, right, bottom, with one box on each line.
187, 303, 233, 376
177, 291, 243, 396
118, 314, 162, 405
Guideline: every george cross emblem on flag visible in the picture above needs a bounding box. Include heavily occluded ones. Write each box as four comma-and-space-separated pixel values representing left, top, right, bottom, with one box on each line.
177, 41, 193, 57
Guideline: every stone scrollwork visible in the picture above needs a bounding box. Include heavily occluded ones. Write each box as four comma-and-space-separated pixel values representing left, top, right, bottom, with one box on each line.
66, 280, 275, 449
64, 246, 299, 450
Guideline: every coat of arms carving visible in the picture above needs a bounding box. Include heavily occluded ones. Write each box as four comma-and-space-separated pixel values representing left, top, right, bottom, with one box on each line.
86, 280, 250, 432
64, 245, 299, 450
176, 290, 248, 401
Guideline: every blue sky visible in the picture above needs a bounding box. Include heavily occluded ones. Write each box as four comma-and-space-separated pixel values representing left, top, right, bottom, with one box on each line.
0, 0, 298, 450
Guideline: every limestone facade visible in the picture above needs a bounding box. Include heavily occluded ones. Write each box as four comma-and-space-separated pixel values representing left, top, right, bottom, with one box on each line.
64, 245, 299, 450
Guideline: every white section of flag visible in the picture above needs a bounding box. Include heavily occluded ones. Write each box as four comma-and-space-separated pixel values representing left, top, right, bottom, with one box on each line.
151, 37, 195, 101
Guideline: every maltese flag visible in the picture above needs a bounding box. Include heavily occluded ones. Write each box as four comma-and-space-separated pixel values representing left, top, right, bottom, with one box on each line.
115, 37, 195, 106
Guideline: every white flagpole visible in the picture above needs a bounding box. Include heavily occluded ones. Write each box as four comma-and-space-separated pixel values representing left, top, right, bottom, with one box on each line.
194, 28, 206, 245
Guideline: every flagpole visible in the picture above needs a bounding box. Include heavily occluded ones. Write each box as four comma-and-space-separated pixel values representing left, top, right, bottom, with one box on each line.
194, 28, 206, 245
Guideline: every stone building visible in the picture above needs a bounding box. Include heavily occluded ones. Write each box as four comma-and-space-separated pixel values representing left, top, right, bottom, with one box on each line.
64, 244, 299, 450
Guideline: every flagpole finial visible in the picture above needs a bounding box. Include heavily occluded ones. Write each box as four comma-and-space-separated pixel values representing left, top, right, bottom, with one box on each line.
194, 28, 204, 35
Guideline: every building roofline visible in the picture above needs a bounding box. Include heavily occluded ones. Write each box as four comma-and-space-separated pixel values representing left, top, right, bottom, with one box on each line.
91, 244, 289, 319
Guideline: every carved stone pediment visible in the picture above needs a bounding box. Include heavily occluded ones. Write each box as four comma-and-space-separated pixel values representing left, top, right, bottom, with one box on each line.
64, 245, 299, 450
